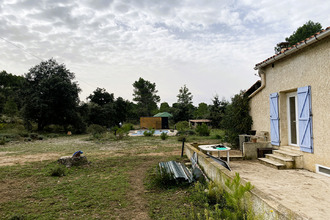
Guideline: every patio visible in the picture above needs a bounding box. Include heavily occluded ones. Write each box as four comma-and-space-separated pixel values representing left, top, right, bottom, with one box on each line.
185, 144, 330, 219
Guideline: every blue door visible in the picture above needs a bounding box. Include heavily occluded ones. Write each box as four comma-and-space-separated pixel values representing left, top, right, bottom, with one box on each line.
270, 93, 280, 146
297, 86, 313, 153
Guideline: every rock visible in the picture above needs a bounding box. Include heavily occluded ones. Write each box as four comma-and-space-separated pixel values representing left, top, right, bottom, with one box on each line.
58, 155, 88, 167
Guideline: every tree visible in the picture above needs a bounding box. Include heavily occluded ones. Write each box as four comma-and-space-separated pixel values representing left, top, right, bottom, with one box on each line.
0, 70, 25, 114
194, 102, 210, 119
177, 84, 193, 106
209, 95, 228, 128
23, 59, 81, 131
275, 21, 322, 53
132, 77, 160, 116
159, 102, 171, 113
221, 91, 252, 148
88, 87, 114, 106
286, 21, 322, 46
172, 85, 195, 122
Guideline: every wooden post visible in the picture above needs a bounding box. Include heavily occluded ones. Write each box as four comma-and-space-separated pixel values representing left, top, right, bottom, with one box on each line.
181, 137, 186, 157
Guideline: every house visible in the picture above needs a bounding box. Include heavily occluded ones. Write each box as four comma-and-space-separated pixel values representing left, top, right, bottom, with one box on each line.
248, 27, 330, 174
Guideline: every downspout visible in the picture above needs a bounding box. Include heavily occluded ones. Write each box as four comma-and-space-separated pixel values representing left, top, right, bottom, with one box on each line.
249, 69, 266, 98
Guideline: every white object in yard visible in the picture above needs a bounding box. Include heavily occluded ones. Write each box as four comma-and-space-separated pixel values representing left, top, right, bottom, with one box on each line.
198, 144, 231, 164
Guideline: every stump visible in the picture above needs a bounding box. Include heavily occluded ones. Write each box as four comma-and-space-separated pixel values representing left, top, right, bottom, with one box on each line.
58, 155, 88, 167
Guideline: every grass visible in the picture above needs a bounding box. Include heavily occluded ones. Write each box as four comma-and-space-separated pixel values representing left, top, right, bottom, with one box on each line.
0, 129, 236, 219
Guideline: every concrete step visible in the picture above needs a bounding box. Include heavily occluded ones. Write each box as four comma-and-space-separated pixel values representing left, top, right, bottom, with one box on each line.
273, 149, 301, 157
266, 154, 294, 169
278, 146, 303, 155
258, 158, 286, 170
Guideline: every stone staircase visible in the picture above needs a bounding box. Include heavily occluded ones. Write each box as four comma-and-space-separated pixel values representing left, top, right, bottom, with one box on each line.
258, 146, 303, 169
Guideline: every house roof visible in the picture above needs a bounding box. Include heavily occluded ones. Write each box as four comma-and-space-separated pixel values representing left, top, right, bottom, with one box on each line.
254, 26, 330, 70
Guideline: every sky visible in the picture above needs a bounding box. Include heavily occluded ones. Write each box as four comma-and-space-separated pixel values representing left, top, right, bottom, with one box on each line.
0, 0, 329, 106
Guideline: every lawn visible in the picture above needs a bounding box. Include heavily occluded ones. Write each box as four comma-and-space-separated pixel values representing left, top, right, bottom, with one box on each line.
0, 134, 223, 219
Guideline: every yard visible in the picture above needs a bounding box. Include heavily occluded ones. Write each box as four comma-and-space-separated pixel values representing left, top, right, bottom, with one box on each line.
0, 134, 223, 219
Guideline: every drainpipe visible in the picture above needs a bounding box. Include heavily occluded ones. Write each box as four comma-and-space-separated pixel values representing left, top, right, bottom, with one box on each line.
249, 69, 266, 98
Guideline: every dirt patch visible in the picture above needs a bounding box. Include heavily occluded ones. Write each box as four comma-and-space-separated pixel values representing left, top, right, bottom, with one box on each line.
138, 150, 181, 157
0, 153, 61, 166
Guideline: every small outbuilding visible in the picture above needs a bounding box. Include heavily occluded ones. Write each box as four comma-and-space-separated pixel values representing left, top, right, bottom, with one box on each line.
189, 119, 212, 128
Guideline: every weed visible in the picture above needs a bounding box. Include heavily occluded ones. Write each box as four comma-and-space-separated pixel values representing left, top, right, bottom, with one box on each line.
143, 128, 155, 137
50, 164, 67, 177
160, 132, 168, 140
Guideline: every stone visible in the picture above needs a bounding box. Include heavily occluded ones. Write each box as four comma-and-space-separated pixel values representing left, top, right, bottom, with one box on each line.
58, 155, 88, 167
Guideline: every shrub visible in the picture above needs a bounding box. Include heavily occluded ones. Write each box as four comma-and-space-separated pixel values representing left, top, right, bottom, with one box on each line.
143, 128, 155, 137
116, 128, 126, 140
121, 123, 134, 133
195, 123, 210, 136
160, 132, 168, 140
50, 164, 67, 177
175, 121, 189, 131
87, 124, 106, 139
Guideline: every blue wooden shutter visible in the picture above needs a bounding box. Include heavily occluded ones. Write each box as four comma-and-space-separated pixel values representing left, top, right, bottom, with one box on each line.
270, 93, 280, 146
297, 86, 313, 153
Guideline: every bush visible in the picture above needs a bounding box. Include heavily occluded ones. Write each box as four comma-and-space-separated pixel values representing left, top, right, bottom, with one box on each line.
87, 124, 106, 139
195, 123, 210, 136
160, 132, 168, 140
50, 164, 67, 177
116, 128, 126, 140
143, 128, 155, 137
121, 123, 134, 133
175, 121, 189, 131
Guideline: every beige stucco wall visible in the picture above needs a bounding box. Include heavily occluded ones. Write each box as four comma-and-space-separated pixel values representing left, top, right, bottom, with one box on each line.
250, 36, 330, 172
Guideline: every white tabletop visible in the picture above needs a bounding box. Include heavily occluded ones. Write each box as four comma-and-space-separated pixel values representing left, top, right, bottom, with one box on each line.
198, 144, 231, 152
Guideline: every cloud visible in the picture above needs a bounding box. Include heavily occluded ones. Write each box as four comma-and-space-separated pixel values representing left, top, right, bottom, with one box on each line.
0, 0, 329, 105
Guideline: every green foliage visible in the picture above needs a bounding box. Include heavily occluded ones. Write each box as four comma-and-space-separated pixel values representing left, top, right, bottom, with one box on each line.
88, 87, 114, 106
222, 173, 254, 219
221, 91, 252, 148
209, 95, 228, 128
194, 102, 210, 119
50, 164, 67, 177
195, 123, 210, 136
22, 59, 81, 131
176, 121, 189, 132
149, 165, 176, 189
173, 85, 195, 122
87, 124, 106, 139
286, 21, 322, 46
275, 21, 322, 53
160, 132, 168, 140
159, 102, 171, 113
132, 77, 160, 116
143, 128, 155, 136
3, 98, 18, 117
121, 123, 134, 133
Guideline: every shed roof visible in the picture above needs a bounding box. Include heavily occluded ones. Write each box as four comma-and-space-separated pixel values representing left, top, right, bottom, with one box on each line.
153, 112, 173, 118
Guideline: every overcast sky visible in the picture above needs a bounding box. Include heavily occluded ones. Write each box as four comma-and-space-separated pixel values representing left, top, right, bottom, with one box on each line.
0, 0, 329, 105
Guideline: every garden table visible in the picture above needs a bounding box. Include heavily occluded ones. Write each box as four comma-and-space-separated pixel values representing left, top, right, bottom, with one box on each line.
198, 144, 231, 164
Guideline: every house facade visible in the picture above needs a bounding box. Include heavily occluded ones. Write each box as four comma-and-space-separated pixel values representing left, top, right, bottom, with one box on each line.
249, 27, 330, 173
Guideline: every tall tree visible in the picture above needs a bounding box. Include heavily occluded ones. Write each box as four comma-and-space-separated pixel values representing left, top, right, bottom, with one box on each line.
286, 21, 322, 46
177, 84, 193, 106
88, 87, 114, 106
275, 21, 322, 53
23, 59, 81, 131
132, 77, 160, 116
0, 70, 24, 114
159, 102, 171, 113
221, 91, 252, 148
194, 102, 210, 119
209, 95, 228, 128
173, 85, 194, 122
